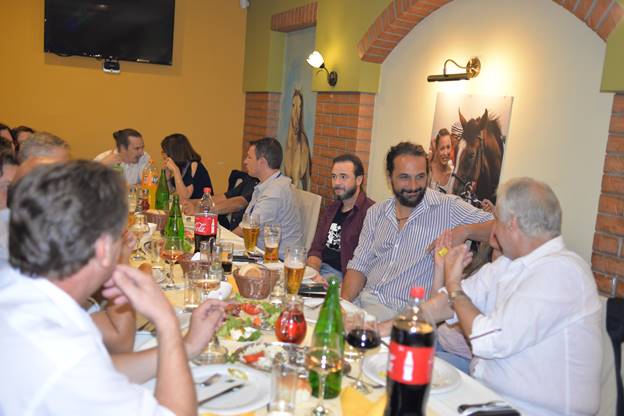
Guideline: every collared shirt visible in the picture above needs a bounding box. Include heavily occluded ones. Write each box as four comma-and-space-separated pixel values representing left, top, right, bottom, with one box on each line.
0, 267, 173, 416
244, 171, 303, 258
308, 191, 375, 274
348, 189, 492, 312
460, 237, 602, 416
94, 150, 151, 185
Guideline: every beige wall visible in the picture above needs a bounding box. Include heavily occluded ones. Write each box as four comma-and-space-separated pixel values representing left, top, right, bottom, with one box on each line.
0, 0, 246, 193
368, 0, 613, 261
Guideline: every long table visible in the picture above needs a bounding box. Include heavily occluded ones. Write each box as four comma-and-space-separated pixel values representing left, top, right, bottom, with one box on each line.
134, 226, 505, 416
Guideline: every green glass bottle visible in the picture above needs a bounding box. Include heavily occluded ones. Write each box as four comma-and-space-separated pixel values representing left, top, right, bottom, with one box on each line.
164, 194, 185, 240
155, 168, 170, 210
309, 275, 344, 399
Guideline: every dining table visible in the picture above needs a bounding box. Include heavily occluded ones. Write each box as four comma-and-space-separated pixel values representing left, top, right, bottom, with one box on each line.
132, 225, 507, 416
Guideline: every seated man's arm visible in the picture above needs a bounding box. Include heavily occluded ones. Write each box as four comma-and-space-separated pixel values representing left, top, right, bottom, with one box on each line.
214, 196, 248, 215
91, 303, 136, 354
307, 208, 331, 272
341, 269, 366, 301
94, 150, 120, 167
307, 255, 322, 272
443, 244, 482, 336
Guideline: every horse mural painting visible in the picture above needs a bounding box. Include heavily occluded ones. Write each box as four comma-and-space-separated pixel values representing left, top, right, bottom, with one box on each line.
451, 109, 504, 203
284, 90, 312, 190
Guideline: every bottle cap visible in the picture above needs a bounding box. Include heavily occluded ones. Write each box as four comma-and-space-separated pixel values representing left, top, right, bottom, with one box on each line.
204, 187, 211, 194
410, 287, 425, 299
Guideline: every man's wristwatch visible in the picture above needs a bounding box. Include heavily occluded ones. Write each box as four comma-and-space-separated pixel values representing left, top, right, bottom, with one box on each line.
448, 289, 468, 307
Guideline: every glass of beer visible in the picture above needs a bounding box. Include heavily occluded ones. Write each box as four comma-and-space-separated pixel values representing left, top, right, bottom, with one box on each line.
284, 246, 306, 295
263, 223, 281, 263
242, 212, 260, 255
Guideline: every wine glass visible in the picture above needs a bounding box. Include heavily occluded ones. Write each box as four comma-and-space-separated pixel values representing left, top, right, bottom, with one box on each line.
305, 333, 343, 416
345, 312, 380, 394
128, 213, 149, 261
161, 236, 184, 290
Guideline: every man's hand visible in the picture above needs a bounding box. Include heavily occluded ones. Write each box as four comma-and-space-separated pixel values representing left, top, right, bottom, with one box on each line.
481, 199, 495, 213
99, 150, 121, 167
427, 226, 468, 253
102, 264, 177, 329
443, 244, 473, 290
184, 300, 227, 358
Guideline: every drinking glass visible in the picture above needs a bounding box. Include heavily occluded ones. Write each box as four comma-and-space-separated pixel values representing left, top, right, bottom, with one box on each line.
305, 333, 343, 416
345, 312, 381, 394
241, 212, 260, 255
275, 295, 307, 344
184, 261, 219, 311
284, 246, 306, 295
161, 236, 184, 290
128, 213, 149, 261
217, 241, 234, 273
268, 353, 298, 415
263, 223, 281, 263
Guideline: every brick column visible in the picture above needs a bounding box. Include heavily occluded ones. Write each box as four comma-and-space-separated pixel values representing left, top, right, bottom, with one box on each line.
592, 93, 624, 297
242, 92, 281, 164
311, 92, 375, 209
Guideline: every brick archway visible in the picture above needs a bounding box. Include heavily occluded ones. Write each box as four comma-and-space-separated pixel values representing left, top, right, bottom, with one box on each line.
356, 0, 624, 297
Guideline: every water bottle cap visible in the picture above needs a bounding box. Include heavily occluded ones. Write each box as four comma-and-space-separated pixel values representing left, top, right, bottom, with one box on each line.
410, 287, 425, 299
204, 187, 211, 194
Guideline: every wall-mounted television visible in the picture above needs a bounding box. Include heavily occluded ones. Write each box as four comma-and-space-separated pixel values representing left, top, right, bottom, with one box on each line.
44, 0, 175, 65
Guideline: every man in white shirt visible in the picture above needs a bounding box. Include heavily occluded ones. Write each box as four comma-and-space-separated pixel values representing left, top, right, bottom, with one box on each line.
0, 161, 225, 416
424, 177, 602, 415
233, 137, 303, 257
95, 128, 150, 185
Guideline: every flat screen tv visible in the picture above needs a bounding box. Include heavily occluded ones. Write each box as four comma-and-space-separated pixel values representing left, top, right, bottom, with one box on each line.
44, 0, 175, 65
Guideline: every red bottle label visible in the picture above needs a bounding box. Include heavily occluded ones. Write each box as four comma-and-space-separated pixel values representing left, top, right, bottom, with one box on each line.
387, 342, 434, 385
194, 214, 217, 236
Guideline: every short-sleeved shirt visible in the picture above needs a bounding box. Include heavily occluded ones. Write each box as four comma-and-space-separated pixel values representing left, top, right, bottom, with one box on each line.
0, 266, 174, 416
347, 189, 492, 312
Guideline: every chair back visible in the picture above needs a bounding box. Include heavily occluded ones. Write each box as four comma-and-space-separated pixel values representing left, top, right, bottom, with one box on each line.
292, 187, 321, 250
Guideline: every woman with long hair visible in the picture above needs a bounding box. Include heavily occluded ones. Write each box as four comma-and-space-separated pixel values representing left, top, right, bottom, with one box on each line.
284, 89, 311, 190
161, 133, 213, 199
429, 128, 454, 194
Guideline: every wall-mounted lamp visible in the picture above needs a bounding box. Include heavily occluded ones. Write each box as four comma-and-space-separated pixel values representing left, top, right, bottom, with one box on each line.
427, 57, 481, 82
307, 51, 338, 87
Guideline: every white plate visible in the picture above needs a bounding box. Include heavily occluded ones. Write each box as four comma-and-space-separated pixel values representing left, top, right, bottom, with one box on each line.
142, 364, 270, 415
303, 298, 361, 323
362, 353, 461, 394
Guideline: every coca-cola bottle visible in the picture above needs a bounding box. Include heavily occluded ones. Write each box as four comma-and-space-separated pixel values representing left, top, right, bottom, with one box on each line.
194, 187, 218, 253
384, 287, 436, 416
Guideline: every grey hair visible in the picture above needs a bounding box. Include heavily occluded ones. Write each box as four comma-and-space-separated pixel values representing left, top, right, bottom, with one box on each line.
496, 177, 561, 239
18, 132, 69, 163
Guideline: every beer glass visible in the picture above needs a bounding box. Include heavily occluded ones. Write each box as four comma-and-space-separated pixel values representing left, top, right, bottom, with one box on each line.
263, 223, 281, 263
284, 246, 306, 295
241, 212, 260, 255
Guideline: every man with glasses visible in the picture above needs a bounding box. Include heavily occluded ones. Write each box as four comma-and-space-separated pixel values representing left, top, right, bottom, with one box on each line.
307, 154, 374, 281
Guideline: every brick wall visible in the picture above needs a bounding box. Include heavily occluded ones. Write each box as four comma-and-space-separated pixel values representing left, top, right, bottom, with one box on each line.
242, 92, 281, 163
311, 92, 375, 209
593, 93, 624, 297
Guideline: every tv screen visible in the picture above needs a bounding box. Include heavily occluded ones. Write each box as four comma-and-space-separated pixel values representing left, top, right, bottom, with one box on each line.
44, 0, 175, 65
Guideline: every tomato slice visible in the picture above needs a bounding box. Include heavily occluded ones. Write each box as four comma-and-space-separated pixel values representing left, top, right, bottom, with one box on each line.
241, 304, 261, 315
243, 351, 264, 363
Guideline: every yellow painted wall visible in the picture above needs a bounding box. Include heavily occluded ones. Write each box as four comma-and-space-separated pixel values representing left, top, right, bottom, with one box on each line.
243, 0, 387, 93
245, 0, 624, 93
0, 0, 247, 193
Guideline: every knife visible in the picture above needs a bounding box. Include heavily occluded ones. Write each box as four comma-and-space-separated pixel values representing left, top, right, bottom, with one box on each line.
197, 378, 245, 406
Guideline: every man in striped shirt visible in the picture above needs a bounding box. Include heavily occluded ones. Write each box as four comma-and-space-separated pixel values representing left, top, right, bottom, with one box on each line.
341, 142, 493, 320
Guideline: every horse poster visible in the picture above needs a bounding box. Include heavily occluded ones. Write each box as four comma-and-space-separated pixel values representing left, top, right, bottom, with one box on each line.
430, 92, 513, 204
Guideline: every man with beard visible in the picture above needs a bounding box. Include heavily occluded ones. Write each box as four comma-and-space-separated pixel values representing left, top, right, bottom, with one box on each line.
307, 154, 375, 280
95, 128, 150, 185
341, 142, 493, 320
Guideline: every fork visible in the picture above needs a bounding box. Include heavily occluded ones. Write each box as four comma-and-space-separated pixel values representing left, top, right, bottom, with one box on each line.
195, 373, 222, 387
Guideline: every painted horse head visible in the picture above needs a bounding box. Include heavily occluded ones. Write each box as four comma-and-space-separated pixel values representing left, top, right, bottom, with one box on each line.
452, 109, 504, 203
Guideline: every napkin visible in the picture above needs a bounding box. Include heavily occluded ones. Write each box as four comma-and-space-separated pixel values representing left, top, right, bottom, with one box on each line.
227, 274, 239, 295
341, 386, 386, 416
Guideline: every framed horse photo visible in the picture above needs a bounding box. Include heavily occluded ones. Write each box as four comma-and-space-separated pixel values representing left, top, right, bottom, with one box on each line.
429, 92, 513, 205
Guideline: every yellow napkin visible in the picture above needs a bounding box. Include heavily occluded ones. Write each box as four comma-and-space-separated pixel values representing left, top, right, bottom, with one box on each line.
227, 274, 239, 295
341, 386, 386, 416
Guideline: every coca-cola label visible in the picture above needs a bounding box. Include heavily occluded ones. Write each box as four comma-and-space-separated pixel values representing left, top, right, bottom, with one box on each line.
194, 214, 217, 236
387, 342, 433, 385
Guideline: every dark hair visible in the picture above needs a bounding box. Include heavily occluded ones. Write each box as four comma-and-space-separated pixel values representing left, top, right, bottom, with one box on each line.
113, 128, 142, 150
0, 123, 12, 139
435, 128, 451, 148
386, 141, 428, 174
0, 137, 14, 158
332, 153, 365, 177
249, 137, 282, 170
9, 160, 127, 279
161, 133, 201, 164
0, 152, 17, 176
11, 125, 34, 139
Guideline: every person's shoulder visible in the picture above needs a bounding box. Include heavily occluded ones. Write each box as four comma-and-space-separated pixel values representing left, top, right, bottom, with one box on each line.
93, 149, 112, 161
367, 198, 393, 217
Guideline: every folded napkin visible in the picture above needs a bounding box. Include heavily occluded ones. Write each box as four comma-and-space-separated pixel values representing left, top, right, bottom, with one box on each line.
226, 274, 239, 295
341, 386, 386, 416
